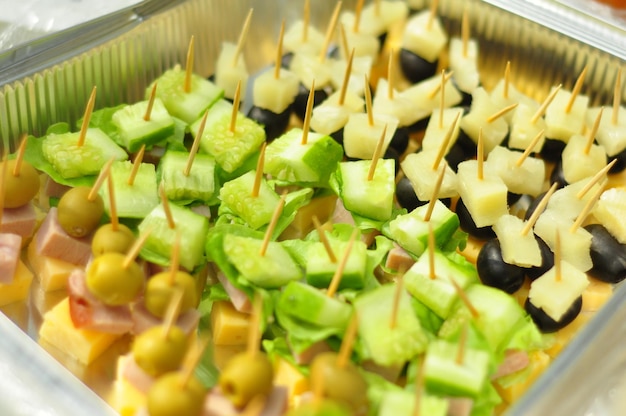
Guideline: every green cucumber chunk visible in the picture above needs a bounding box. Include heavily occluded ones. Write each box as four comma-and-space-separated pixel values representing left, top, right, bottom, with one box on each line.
424, 339, 491, 398
191, 99, 266, 173
41, 127, 127, 179
338, 159, 395, 221
219, 170, 279, 229
148, 65, 223, 124
159, 150, 217, 203
264, 128, 344, 186
379, 390, 448, 416
386, 199, 460, 256
138, 202, 209, 270
354, 284, 428, 367
305, 239, 368, 290
404, 251, 479, 319
277, 281, 352, 330
99, 160, 159, 219
223, 234, 302, 288
111, 97, 175, 152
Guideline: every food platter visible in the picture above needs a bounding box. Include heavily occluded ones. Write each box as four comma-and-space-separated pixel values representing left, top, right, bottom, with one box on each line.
1, 0, 626, 415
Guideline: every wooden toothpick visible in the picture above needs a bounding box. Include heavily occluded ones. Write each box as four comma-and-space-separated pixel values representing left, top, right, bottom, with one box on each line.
584, 107, 603, 155
77, 86, 97, 147
432, 112, 461, 170
520, 182, 558, 236
107, 169, 119, 232
423, 163, 446, 222
144, 83, 158, 121
576, 159, 617, 200
390, 273, 404, 329
570, 182, 604, 234
319, 1, 342, 63
565, 66, 587, 114
612, 67, 622, 125
184, 36, 195, 94
88, 157, 114, 202
251, 142, 267, 198
365, 75, 374, 127
128, 144, 146, 186
259, 192, 287, 256
159, 182, 176, 229
530, 84, 562, 125
367, 124, 388, 181
327, 228, 359, 298
168, 230, 181, 286
185, 110, 209, 177
503, 61, 511, 99
338, 48, 355, 106
312, 215, 337, 263
336, 312, 359, 369
12, 133, 28, 177
301, 79, 316, 145
123, 227, 152, 269
233, 9, 254, 67
229, 80, 242, 134
515, 129, 545, 167
486, 103, 518, 123
275, 20, 286, 79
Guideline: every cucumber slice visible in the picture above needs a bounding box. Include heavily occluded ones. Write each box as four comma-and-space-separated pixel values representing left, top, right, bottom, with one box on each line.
41, 128, 127, 179
148, 65, 224, 124
423, 339, 490, 398
305, 239, 368, 290
404, 250, 479, 319
190, 99, 265, 173
99, 160, 159, 219
219, 170, 280, 229
223, 234, 302, 288
386, 199, 459, 257
111, 98, 175, 152
354, 284, 428, 367
379, 389, 448, 416
338, 159, 395, 221
137, 202, 210, 271
278, 281, 352, 330
159, 150, 217, 203
264, 128, 344, 186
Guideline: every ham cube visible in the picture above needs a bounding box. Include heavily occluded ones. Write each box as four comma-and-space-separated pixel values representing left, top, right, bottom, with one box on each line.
1, 202, 37, 241
0, 233, 22, 284
36, 207, 92, 266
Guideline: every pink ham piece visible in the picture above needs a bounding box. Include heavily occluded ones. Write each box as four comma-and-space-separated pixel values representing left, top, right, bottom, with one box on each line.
447, 397, 474, 416
36, 207, 92, 266
119, 353, 155, 394
216, 271, 252, 313
131, 301, 200, 336
0, 202, 37, 241
385, 244, 416, 272
0, 233, 22, 283
203, 386, 288, 416
292, 340, 332, 366
43, 176, 71, 199
491, 349, 530, 379
67, 269, 134, 334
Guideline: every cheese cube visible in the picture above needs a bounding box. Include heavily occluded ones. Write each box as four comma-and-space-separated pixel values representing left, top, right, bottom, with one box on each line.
544, 86, 589, 142
112, 377, 146, 416
586, 106, 626, 156
509, 101, 546, 152
457, 160, 508, 227
39, 298, 121, 364
210, 301, 250, 346
402, 151, 459, 201
27, 239, 77, 291
402, 10, 448, 62
421, 107, 464, 153
0, 260, 33, 307
487, 145, 546, 197
561, 134, 607, 184
592, 187, 626, 244
493, 215, 542, 267
273, 357, 309, 407
459, 88, 509, 154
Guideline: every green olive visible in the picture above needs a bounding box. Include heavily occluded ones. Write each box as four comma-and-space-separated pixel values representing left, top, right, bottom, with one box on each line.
2, 159, 40, 208
57, 186, 104, 237
285, 399, 351, 416
309, 352, 368, 412
218, 351, 274, 408
85, 252, 144, 305
147, 372, 206, 416
91, 223, 135, 256
144, 270, 199, 319
132, 325, 188, 377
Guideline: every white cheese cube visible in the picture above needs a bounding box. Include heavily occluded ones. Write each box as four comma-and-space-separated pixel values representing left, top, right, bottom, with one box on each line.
374, 78, 421, 127
456, 160, 508, 227
486, 146, 546, 197
215, 42, 249, 101
401, 150, 458, 200
459, 88, 509, 154
401, 75, 463, 124
544, 86, 589, 142
329, 55, 373, 96
561, 134, 607, 184
341, 1, 408, 37
252, 67, 300, 114
289, 52, 332, 90
402, 10, 448, 62
283, 20, 325, 57
343, 113, 399, 159
448, 38, 480, 94
528, 260, 589, 321
586, 106, 626, 156
493, 215, 542, 267
547, 177, 603, 221
310, 90, 364, 135
592, 188, 626, 244
490, 79, 538, 125
509, 101, 546, 152
421, 107, 464, 153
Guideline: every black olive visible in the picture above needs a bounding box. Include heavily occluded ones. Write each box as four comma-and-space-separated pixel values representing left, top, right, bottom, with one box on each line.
526, 235, 555, 281
525, 296, 582, 333
507, 192, 522, 206
548, 159, 568, 189
396, 176, 424, 211
455, 198, 496, 240
247, 105, 292, 141
608, 150, 626, 174
378, 32, 388, 47
406, 116, 430, 133
540, 138, 566, 162
399, 48, 438, 84
384, 147, 401, 176
292, 84, 329, 120
330, 128, 344, 146
450, 77, 474, 107
476, 238, 526, 294
444, 141, 471, 172
585, 223, 626, 284
281, 52, 294, 69
389, 126, 410, 154
523, 191, 548, 221
455, 129, 477, 159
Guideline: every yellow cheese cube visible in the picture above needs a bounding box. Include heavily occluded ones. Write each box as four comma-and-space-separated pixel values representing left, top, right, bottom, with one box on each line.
544, 311, 593, 358
112, 356, 147, 416
281, 194, 338, 240
274, 357, 309, 407
27, 239, 77, 291
0, 260, 33, 306
582, 277, 613, 312
210, 301, 250, 346
39, 297, 121, 365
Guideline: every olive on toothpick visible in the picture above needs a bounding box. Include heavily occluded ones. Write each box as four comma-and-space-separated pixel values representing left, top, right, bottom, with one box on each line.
2, 134, 39, 209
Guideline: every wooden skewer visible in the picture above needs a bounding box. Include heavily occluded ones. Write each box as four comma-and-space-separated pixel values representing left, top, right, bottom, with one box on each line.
107, 169, 119, 232
423, 163, 446, 222
367, 124, 387, 181
251, 142, 267, 198
336, 312, 359, 369
427, 0, 440, 30
301, 79, 316, 145
554, 229, 562, 282
327, 228, 359, 298
565, 66, 587, 114
340, 23, 350, 61
570, 182, 604, 234
449, 277, 480, 318
274, 20, 286, 80
365, 75, 374, 126
259, 192, 287, 256
162, 288, 184, 339
312, 215, 337, 263
353, 0, 364, 33
143, 83, 158, 121
477, 128, 484, 180
389, 272, 404, 329
168, 231, 181, 286
503, 61, 511, 99
387, 50, 395, 100
128, 144, 146, 186
576, 159, 617, 199
184, 36, 195, 94
123, 228, 152, 269
159, 182, 176, 229
520, 182, 558, 236
319, 1, 342, 63
515, 129, 545, 167
428, 222, 436, 280
432, 112, 461, 170
338, 48, 355, 106
185, 110, 209, 177
584, 107, 603, 155
247, 292, 263, 356
88, 157, 114, 202
428, 71, 453, 100
413, 358, 426, 416
439, 69, 446, 129
233, 9, 254, 67
612, 67, 622, 125
530, 84, 562, 125
486, 103, 518, 123
461, 7, 470, 58
77, 86, 97, 147
181, 336, 211, 387
229, 80, 242, 134
12, 133, 28, 177
455, 323, 468, 365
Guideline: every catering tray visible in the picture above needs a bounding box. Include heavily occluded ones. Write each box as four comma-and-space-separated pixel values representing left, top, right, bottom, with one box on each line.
0, 0, 625, 415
